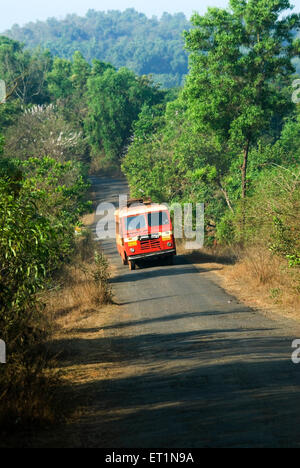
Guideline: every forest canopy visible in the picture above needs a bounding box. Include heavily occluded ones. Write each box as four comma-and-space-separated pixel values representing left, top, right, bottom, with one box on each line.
2, 9, 191, 88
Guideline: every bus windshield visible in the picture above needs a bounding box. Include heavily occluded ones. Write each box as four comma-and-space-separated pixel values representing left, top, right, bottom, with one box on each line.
125, 214, 147, 232
147, 211, 169, 228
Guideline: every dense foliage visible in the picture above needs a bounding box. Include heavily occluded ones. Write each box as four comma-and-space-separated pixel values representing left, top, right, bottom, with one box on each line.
123, 0, 300, 270
183, 0, 299, 198
0, 36, 51, 105
0, 39, 93, 427
0, 153, 91, 426
3, 9, 190, 88
0, 37, 166, 167
85, 68, 165, 165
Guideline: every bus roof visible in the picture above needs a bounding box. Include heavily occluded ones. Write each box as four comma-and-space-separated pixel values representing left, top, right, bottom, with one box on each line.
115, 203, 169, 218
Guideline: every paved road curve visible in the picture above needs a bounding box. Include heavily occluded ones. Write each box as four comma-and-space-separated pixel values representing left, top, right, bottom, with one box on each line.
91, 176, 300, 448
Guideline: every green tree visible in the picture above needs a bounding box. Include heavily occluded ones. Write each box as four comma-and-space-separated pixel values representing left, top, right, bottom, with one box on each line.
47, 52, 92, 132
86, 67, 164, 163
71, 51, 91, 90
47, 57, 73, 99
0, 133, 4, 154
0, 36, 51, 104
183, 0, 300, 199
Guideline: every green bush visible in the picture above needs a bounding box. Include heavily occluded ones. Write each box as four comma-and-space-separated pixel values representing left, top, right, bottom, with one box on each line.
216, 211, 236, 246
238, 167, 300, 267
0, 153, 91, 428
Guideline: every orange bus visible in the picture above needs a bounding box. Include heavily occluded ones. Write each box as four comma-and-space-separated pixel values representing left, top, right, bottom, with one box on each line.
114, 199, 176, 270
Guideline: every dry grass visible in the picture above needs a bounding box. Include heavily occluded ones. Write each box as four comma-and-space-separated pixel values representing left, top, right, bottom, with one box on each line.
177, 238, 239, 264
80, 212, 95, 227
47, 265, 105, 328
0, 307, 61, 437
222, 246, 300, 316
181, 242, 300, 320
46, 232, 113, 331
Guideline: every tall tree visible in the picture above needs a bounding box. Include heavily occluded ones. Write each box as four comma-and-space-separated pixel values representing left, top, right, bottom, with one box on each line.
184, 0, 300, 199
86, 67, 164, 163
0, 36, 51, 104
47, 57, 73, 100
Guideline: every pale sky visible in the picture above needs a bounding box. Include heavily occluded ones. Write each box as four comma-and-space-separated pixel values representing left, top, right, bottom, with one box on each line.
1, 0, 299, 32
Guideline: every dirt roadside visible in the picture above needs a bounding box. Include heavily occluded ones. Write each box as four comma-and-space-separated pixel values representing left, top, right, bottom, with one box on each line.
183, 251, 300, 323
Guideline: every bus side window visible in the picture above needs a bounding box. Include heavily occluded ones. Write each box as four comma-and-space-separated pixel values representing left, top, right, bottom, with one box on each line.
120, 219, 124, 244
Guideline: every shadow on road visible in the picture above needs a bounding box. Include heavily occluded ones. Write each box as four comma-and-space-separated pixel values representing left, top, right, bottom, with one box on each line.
49, 325, 300, 447
110, 260, 222, 284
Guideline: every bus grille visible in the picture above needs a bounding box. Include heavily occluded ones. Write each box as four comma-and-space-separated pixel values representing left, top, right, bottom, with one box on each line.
140, 239, 161, 250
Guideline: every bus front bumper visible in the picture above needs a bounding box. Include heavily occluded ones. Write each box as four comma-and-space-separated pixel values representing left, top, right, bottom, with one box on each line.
128, 249, 176, 261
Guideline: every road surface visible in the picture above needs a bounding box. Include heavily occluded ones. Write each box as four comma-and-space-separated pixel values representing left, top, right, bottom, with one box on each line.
89, 175, 300, 448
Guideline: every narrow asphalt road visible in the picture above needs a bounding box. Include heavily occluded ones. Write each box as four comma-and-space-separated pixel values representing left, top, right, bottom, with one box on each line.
90, 175, 300, 448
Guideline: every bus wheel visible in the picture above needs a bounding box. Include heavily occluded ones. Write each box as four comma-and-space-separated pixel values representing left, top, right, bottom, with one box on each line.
129, 260, 135, 271
122, 255, 128, 265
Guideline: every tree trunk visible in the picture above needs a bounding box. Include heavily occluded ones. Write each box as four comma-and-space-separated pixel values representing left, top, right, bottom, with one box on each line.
241, 140, 250, 199
218, 181, 234, 212
240, 140, 250, 236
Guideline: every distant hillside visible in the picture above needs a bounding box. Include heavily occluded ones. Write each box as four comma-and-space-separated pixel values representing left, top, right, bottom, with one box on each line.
3, 9, 191, 88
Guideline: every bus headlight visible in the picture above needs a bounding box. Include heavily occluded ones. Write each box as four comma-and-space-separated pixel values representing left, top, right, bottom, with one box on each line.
167, 242, 172, 247
130, 248, 135, 253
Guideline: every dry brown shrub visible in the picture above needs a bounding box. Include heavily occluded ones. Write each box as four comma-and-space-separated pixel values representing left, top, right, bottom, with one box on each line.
226, 245, 300, 312
45, 231, 112, 330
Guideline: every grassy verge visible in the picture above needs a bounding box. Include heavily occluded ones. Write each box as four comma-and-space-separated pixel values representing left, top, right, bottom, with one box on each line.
179, 241, 300, 319
45, 230, 112, 325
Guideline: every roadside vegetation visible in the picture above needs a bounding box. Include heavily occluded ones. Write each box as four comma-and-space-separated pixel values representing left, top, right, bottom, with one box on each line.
122, 0, 300, 311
